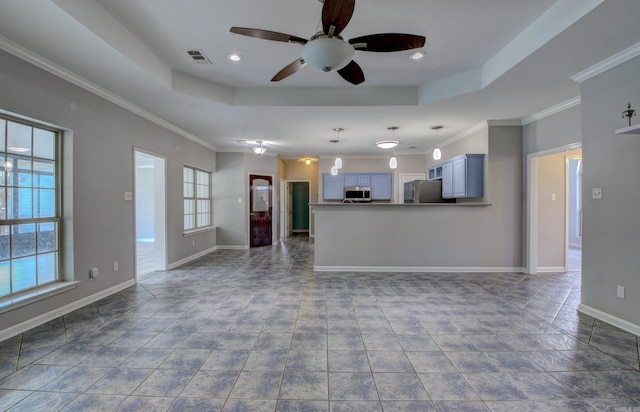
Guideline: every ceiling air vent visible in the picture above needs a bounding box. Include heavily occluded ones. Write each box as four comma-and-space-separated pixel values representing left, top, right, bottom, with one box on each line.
186, 49, 211, 64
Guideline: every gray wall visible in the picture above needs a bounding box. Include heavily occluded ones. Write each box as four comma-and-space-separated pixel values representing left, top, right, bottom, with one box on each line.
214, 152, 279, 247
0, 49, 216, 334
523, 104, 582, 155
579, 55, 640, 329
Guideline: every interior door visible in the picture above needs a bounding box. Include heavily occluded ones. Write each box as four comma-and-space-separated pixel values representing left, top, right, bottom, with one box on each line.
291, 182, 310, 232
250, 174, 272, 247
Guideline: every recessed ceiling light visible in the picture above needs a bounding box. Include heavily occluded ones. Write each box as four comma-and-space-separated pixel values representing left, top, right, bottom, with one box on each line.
227, 53, 243, 62
409, 51, 426, 61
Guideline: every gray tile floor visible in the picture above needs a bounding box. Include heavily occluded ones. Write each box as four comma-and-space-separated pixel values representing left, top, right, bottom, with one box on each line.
1, 236, 639, 411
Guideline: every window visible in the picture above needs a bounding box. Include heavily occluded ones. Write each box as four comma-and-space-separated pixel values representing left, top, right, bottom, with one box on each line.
0, 116, 60, 298
183, 166, 211, 231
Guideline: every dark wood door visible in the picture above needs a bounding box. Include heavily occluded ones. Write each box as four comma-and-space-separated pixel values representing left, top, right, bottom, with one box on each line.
250, 174, 272, 247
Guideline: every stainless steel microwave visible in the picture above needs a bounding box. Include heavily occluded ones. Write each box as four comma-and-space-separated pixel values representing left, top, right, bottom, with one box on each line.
344, 186, 371, 202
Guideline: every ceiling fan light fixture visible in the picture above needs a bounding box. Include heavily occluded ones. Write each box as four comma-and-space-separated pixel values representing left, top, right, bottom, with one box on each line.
301, 35, 355, 72
409, 51, 426, 60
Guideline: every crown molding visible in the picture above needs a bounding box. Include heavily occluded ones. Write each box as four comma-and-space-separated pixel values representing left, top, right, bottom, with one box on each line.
0, 35, 216, 151
522, 96, 581, 125
571, 41, 640, 83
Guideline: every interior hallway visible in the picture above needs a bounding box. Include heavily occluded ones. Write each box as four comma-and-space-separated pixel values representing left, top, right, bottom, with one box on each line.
0, 237, 638, 411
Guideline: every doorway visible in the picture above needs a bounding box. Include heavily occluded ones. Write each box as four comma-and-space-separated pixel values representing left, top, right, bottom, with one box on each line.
567, 157, 582, 271
134, 149, 166, 277
250, 174, 273, 247
282, 181, 310, 237
526, 144, 582, 274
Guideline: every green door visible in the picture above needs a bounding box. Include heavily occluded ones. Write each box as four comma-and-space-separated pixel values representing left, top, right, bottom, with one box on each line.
291, 182, 309, 232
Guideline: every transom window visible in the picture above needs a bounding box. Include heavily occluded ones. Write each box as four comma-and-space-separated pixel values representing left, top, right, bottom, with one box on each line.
0, 116, 60, 298
183, 166, 211, 231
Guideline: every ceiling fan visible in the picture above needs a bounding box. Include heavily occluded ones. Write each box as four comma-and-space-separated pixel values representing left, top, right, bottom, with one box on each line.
230, 0, 425, 85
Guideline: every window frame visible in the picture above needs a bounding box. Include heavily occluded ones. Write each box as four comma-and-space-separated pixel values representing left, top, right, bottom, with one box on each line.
183, 164, 212, 234
0, 114, 62, 299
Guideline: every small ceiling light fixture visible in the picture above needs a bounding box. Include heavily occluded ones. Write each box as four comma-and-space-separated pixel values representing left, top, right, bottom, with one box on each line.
333, 128, 343, 169
305, 159, 311, 165
227, 53, 243, 62
377, 127, 400, 149
409, 51, 426, 61
431, 125, 443, 160
252, 140, 267, 155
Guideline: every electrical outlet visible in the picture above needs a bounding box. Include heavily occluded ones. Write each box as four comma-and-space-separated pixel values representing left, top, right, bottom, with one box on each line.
89, 267, 99, 279
617, 285, 625, 299
192, 240, 196, 246
551, 193, 556, 201
592, 187, 603, 199
113, 261, 119, 271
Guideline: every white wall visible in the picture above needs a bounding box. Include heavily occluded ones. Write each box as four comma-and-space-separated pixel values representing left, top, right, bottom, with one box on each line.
0, 49, 216, 334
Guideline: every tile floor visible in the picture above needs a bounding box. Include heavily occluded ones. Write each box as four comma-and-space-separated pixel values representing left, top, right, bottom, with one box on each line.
0, 236, 639, 411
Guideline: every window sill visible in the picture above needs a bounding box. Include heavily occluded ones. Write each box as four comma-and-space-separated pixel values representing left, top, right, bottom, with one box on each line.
0, 281, 80, 314
183, 226, 217, 237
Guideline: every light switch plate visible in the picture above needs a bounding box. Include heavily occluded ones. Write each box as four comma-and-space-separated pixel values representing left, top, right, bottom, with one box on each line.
591, 187, 603, 199
124, 191, 133, 201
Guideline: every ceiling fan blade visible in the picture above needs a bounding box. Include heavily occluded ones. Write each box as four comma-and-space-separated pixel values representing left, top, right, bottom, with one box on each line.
337, 60, 365, 85
349, 33, 425, 52
322, 0, 355, 36
230, 27, 307, 45
272, 58, 307, 82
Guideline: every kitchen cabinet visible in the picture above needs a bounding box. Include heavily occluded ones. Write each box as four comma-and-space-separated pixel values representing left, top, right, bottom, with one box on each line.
343, 174, 371, 187
442, 154, 484, 199
427, 164, 443, 181
323, 173, 392, 200
370, 173, 392, 200
322, 174, 344, 200
441, 161, 453, 198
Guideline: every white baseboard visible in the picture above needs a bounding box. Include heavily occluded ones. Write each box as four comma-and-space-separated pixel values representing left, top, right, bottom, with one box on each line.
578, 304, 640, 336
216, 245, 249, 250
0, 279, 137, 342
537, 267, 567, 273
167, 246, 218, 270
313, 266, 525, 273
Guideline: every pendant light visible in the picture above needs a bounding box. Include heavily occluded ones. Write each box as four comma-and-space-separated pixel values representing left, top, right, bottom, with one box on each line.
333, 128, 343, 169
386, 126, 399, 169
431, 126, 442, 160
330, 139, 339, 175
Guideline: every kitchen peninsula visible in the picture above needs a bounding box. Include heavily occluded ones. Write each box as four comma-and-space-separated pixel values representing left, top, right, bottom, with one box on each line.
313, 124, 524, 273
312, 202, 529, 273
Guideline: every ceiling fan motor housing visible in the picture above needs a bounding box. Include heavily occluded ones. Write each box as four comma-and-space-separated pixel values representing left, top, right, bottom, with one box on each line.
301, 34, 355, 72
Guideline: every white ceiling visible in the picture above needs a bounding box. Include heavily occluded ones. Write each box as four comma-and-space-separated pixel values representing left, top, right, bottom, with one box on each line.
0, 0, 639, 160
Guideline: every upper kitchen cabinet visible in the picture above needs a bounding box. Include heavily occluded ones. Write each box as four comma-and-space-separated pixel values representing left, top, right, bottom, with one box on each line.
322, 173, 344, 200
432, 154, 484, 199
344, 174, 371, 187
442, 154, 484, 199
370, 173, 392, 200
322, 173, 392, 201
